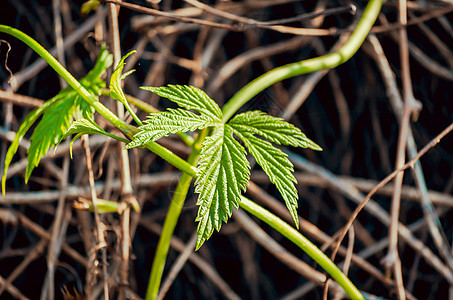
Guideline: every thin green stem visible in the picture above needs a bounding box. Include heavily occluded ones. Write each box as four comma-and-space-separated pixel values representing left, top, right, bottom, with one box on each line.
123, 99, 143, 126
221, 0, 383, 122
145, 155, 196, 300
145, 129, 206, 300
101, 131, 130, 144
239, 196, 365, 300
142, 141, 197, 176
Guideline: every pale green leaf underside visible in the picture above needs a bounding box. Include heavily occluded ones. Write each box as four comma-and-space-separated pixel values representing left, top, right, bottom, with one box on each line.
125, 109, 219, 149
194, 125, 250, 249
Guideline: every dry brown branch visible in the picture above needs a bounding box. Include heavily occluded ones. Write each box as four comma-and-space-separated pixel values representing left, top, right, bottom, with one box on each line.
82, 135, 109, 299
2, 0, 453, 298
233, 209, 327, 285
365, 34, 453, 278
292, 120, 453, 283
157, 233, 197, 300
0, 275, 30, 300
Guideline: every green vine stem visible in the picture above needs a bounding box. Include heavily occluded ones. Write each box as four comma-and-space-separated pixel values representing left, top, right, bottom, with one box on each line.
239, 196, 364, 299
146, 128, 207, 300
145, 154, 197, 300
221, 0, 383, 122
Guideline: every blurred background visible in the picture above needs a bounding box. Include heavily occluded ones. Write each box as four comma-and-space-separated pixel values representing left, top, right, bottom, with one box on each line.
1, 0, 453, 299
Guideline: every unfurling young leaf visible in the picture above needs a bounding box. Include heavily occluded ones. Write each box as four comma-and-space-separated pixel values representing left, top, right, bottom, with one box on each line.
1, 47, 113, 195
109, 50, 135, 105
109, 50, 143, 126
125, 84, 322, 249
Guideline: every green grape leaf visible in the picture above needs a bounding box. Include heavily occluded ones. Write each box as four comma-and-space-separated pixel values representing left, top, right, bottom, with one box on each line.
109, 50, 135, 105
228, 110, 322, 150
2, 47, 112, 193
125, 108, 218, 149
140, 85, 222, 121
228, 110, 322, 227
194, 125, 250, 249
232, 129, 301, 228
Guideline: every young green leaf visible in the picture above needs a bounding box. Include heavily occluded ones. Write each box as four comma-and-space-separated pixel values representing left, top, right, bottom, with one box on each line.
121, 85, 322, 248
81, 45, 113, 88
233, 129, 300, 227
26, 92, 77, 181
109, 50, 143, 126
229, 111, 321, 228
61, 118, 128, 158
125, 108, 218, 149
1, 95, 62, 196
76, 45, 113, 119
2, 47, 112, 193
140, 85, 222, 121
194, 126, 250, 249
228, 110, 322, 150
109, 50, 135, 105
126, 85, 222, 149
